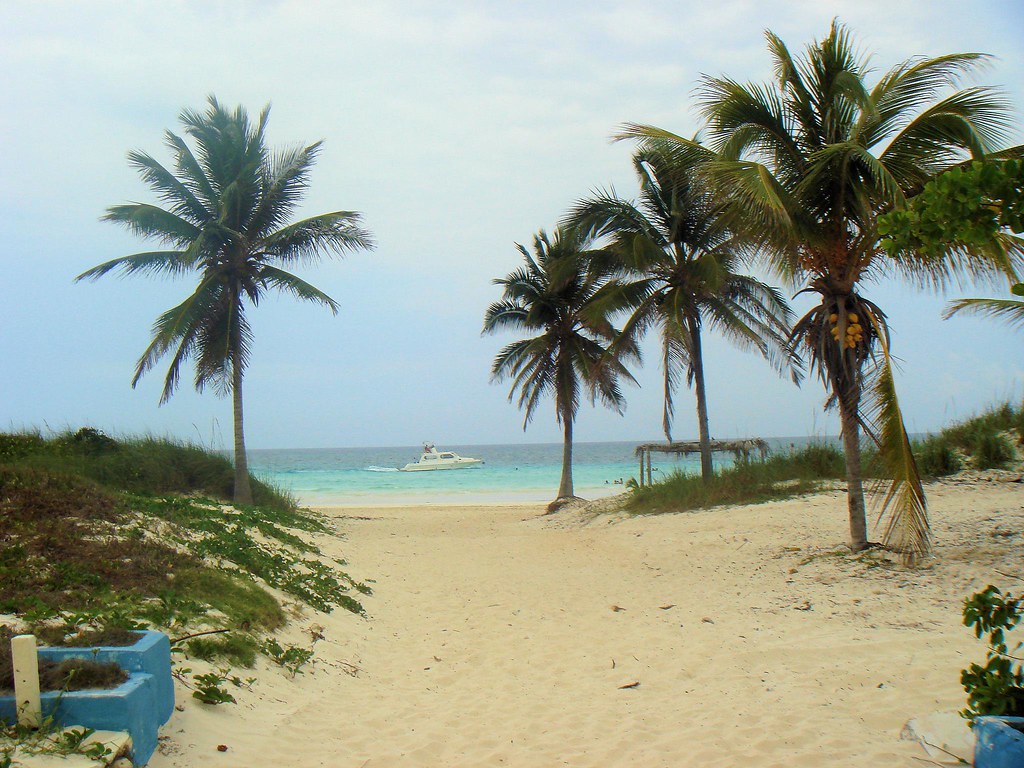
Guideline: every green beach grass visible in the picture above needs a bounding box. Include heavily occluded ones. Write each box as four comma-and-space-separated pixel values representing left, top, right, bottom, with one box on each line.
912, 401, 1024, 476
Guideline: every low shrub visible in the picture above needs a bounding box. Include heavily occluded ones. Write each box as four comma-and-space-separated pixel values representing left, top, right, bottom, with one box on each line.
974, 431, 1016, 470
915, 440, 962, 477
185, 634, 258, 668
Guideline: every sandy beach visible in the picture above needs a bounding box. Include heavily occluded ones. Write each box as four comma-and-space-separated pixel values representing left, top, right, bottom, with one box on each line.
150, 472, 1023, 767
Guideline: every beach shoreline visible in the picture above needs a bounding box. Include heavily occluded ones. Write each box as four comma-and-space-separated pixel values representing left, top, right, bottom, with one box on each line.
299, 486, 627, 510
151, 472, 1023, 767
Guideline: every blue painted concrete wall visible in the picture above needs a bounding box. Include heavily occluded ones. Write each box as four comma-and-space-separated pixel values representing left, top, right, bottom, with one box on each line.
975, 716, 1024, 768
38, 630, 174, 724
0, 631, 174, 766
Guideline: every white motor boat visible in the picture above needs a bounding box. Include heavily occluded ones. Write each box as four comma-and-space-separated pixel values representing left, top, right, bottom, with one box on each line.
400, 443, 483, 471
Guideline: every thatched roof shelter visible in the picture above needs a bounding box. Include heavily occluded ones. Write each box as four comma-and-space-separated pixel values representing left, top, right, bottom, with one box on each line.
633, 439, 769, 486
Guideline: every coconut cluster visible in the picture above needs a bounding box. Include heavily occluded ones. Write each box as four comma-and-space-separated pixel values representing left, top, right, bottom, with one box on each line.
829, 312, 864, 349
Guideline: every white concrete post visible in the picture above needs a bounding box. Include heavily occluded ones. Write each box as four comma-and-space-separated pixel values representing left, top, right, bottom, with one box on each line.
11, 634, 42, 728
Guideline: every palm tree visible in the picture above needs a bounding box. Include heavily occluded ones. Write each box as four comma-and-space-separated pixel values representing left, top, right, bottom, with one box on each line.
482, 228, 637, 507
568, 147, 800, 482
621, 21, 1023, 557
77, 96, 373, 504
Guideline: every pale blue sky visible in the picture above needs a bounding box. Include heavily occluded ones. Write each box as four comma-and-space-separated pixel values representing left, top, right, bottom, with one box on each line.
1, 1, 1022, 449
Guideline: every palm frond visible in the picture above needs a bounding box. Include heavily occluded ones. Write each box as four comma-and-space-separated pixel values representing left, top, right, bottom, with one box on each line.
580, 278, 648, 330
884, 231, 1024, 291
564, 192, 652, 247
862, 310, 930, 564
163, 131, 219, 212
258, 265, 340, 313
702, 159, 795, 248
864, 53, 994, 146
75, 249, 197, 282
126, 150, 211, 223
881, 87, 1014, 191
130, 276, 222, 402
481, 299, 529, 334
262, 211, 375, 263
250, 142, 321, 236
660, 329, 692, 441
613, 123, 691, 145
802, 142, 907, 209
194, 300, 252, 398
100, 203, 202, 246
944, 296, 1024, 329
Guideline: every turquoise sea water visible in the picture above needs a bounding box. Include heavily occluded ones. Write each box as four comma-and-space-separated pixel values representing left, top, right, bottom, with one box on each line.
247, 438, 831, 506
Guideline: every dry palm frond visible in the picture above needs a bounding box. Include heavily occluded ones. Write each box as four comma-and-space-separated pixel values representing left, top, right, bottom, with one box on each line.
861, 310, 931, 565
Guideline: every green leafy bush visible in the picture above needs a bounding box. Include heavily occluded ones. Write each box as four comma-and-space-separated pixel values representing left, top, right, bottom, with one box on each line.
59, 427, 120, 455
261, 637, 315, 677
961, 585, 1024, 722
880, 159, 1024, 255
912, 402, 1022, 473
190, 670, 237, 705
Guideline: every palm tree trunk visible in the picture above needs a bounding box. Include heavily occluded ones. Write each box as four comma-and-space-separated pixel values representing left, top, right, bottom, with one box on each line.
838, 393, 869, 551
689, 320, 714, 483
557, 415, 574, 500
232, 350, 254, 505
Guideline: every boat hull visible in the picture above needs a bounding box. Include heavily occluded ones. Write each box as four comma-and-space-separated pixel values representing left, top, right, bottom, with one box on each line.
400, 459, 483, 472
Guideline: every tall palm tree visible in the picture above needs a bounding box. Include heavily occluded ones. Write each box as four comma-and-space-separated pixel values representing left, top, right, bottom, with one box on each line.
568, 148, 800, 481
622, 22, 1023, 557
77, 96, 373, 504
482, 228, 637, 507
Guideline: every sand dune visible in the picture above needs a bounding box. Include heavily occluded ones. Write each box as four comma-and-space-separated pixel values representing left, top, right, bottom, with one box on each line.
150, 472, 1023, 767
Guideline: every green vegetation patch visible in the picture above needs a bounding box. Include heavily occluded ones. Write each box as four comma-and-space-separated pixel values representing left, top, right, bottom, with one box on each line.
59, 628, 142, 648
6, 428, 296, 513
173, 568, 285, 631
185, 633, 259, 668
912, 402, 1023, 476
627, 442, 846, 515
628, 403, 1024, 514
132, 494, 369, 615
0, 465, 194, 616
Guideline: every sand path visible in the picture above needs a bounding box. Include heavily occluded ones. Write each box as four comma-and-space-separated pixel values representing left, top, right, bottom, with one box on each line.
153, 476, 1023, 767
